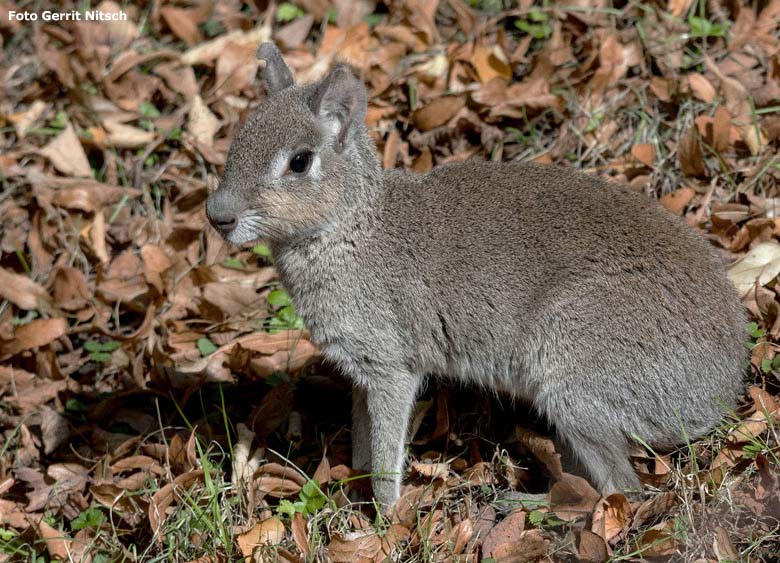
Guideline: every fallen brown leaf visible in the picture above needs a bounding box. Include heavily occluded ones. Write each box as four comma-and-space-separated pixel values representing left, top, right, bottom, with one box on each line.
8, 100, 48, 139
688, 72, 716, 103
591, 493, 632, 543
660, 187, 696, 215
712, 106, 732, 153
1, 318, 67, 358
215, 42, 260, 97
713, 527, 739, 561
254, 462, 307, 498
630, 492, 679, 531
0, 268, 50, 311
449, 517, 473, 554
41, 406, 70, 455
489, 529, 548, 563
32, 517, 72, 560
103, 119, 156, 148
187, 96, 221, 147
181, 24, 271, 65
40, 123, 91, 177
160, 6, 202, 46
312, 453, 331, 486
638, 523, 679, 557
579, 529, 609, 562
412, 96, 467, 132
91, 482, 146, 526
727, 410, 769, 444
514, 426, 562, 479
728, 241, 780, 296
247, 383, 295, 438
237, 516, 286, 558
471, 44, 512, 84
276, 14, 315, 50
678, 126, 707, 178
631, 143, 654, 167
668, 0, 694, 16
149, 470, 205, 538
548, 473, 600, 522
51, 267, 91, 311
409, 460, 449, 481
329, 530, 382, 562
291, 512, 311, 557
481, 509, 526, 559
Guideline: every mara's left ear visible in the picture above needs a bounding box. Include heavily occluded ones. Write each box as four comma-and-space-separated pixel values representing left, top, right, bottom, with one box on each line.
309, 65, 367, 153
257, 42, 294, 94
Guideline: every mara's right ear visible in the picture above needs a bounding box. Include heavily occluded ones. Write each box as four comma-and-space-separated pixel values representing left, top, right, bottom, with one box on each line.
257, 42, 294, 94
309, 65, 367, 153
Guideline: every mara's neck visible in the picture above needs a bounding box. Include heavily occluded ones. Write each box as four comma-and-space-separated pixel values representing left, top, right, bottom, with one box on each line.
269, 200, 371, 310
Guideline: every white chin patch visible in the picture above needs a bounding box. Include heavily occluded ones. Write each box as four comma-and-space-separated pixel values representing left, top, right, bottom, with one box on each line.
227, 221, 260, 245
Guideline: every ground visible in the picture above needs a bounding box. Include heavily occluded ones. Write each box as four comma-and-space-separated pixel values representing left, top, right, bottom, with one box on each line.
1, 0, 780, 561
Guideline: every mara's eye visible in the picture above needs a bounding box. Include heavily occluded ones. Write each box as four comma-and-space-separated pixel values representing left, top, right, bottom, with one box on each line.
289, 150, 313, 175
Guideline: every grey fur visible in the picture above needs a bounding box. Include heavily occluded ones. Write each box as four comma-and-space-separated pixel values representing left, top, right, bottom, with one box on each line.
207, 43, 748, 506
257, 42, 294, 94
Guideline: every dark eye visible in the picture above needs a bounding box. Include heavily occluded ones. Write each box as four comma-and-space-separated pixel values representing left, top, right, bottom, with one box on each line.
289, 150, 313, 174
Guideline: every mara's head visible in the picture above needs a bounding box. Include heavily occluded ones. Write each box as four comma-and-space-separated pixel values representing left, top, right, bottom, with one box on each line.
206, 43, 378, 245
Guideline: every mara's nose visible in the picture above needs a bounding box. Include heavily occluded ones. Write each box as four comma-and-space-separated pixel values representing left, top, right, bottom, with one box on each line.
206, 193, 237, 236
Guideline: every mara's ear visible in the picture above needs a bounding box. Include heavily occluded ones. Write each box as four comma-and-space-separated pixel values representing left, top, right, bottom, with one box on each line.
257, 42, 294, 94
309, 65, 367, 153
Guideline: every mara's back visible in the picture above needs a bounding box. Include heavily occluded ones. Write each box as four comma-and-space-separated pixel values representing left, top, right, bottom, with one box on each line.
379, 160, 746, 453
384, 160, 733, 305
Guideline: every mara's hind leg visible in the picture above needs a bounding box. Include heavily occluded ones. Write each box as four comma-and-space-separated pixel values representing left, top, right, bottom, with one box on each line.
537, 390, 642, 494
556, 426, 641, 494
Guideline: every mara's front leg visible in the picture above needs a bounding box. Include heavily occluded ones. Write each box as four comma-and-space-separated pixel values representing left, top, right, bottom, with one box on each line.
364, 371, 420, 506
351, 385, 371, 472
